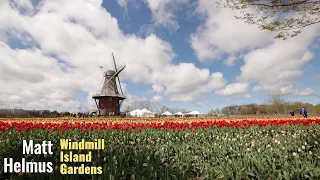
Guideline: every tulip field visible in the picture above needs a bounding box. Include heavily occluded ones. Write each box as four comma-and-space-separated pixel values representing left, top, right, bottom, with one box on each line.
0, 116, 320, 180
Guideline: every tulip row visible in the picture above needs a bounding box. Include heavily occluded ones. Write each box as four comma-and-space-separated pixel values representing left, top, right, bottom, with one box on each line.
1, 116, 319, 124
0, 119, 319, 132
0, 117, 319, 180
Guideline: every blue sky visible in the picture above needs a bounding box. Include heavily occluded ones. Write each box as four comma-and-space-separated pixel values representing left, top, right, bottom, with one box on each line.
0, 0, 319, 112
101, 0, 320, 111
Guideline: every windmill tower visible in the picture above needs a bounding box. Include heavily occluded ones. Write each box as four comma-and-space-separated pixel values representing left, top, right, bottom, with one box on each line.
92, 53, 126, 116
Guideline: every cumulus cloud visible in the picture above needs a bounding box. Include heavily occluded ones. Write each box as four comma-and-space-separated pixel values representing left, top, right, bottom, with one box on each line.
190, 0, 273, 62
189, 0, 319, 96
224, 54, 238, 66
151, 95, 163, 102
117, 0, 129, 7
169, 72, 228, 102
144, 0, 189, 31
152, 84, 165, 95
0, 0, 228, 111
237, 25, 319, 93
280, 85, 314, 97
215, 83, 249, 96
194, 101, 209, 107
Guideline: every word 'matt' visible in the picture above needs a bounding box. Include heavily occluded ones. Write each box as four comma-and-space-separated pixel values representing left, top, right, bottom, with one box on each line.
23, 140, 53, 154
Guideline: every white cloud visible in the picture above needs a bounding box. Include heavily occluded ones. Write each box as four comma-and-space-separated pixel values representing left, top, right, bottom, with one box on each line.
151, 95, 163, 102
189, 0, 320, 96
244, 94, 252, 99
224, 54, 237, 66
215, 83, 249, 96
117, 0, 129, 7
0, 0, 229, 111
194, 101, 209, 107
144, 0, 189, 31
152, 84, 165, 94
190, 0, 273, 62
152, 63, 210, 95
294, 88, 314, 96
280, 85, 314, 97
169, 72, 227, 102
237, 25, 319, 93
138, 24, 156, 37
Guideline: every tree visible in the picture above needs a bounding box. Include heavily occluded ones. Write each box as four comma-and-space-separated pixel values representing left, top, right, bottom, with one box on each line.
266, 92, 286, 114
61, 111, 71, 117
123, 106, 132, 113
217, 0, 320, 39
207, 108, 221, 116
130, 100, 160, 112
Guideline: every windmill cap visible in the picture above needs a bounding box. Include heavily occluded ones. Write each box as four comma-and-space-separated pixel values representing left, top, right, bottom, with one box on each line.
105, 70, 116, 76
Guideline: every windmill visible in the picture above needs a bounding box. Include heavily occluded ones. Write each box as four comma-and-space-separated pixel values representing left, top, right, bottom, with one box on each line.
92, 53, 126, 116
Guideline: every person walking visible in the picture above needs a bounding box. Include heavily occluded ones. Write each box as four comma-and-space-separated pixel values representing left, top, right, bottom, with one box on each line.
301, 106, 308, 118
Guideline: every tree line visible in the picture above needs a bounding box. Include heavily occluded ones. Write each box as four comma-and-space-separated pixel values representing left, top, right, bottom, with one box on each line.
0, 109, 71, 118
212, 102, 320, 116
1, 93, 319, 117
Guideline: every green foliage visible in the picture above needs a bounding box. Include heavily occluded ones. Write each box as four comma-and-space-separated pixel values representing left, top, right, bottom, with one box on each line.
217, 0, 320, 39
0, 125, 319, 179
219, 101, 320, 115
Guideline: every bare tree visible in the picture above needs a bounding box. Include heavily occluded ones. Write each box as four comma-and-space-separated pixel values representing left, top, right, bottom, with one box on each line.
207, 108, 221, 116
217, 0, 320, 39
130, 100, 160, 112
266, 92, 286, 114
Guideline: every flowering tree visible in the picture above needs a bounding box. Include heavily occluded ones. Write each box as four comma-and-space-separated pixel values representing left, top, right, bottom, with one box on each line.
217, 0, 320, 39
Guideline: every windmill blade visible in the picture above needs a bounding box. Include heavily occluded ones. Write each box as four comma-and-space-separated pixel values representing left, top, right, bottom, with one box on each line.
112, 53, 124, 96
97, 75, 104, 94
314, 93, 320, 100
101, 65, 126, 91
117, 76, 124, 96
112, 53, 118, 71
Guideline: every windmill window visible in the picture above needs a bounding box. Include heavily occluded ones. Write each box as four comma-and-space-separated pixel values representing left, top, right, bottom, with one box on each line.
109, 98, 112, 102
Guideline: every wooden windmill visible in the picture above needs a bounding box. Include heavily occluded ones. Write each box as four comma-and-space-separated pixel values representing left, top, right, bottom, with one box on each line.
92, 53, 126, 116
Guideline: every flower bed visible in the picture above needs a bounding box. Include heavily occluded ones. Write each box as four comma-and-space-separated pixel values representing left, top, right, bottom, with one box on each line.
0, 117, 319, 179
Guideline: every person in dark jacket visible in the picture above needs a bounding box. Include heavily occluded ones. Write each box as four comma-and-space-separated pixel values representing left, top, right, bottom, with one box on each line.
290, 111, 295, 116
301, 106, 307, 118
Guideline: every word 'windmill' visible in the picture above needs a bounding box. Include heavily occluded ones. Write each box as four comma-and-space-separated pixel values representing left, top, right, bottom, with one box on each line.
92, 53, 126, 116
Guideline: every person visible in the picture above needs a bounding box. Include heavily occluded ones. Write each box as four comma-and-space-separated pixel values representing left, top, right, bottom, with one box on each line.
301, 106, 307, 118
290, 111, 294, 116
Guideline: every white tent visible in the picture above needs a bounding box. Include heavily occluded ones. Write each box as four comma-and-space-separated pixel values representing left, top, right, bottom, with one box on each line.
161, 111, 173, 116
185, 111, 205, 117
186, 111, 202, 115
140, 108, 155, 117
130, 109, 141, 117
174, 112, 184, 116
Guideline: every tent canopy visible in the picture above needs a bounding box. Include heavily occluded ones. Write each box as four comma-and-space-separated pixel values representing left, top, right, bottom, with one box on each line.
186, 111, 202, 115
130, 108, 154, 117
129, 109, 141, 116
174, 112, 184, 115
140, 108, 152, 114
162, 111, 173, 115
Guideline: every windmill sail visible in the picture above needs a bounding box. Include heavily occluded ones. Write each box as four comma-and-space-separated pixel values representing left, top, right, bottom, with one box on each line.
112, 53, 124, 96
